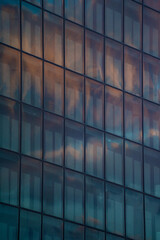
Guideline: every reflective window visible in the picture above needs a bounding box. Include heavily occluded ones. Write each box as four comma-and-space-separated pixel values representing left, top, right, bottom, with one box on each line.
86, 79, 104, 129
126, 189, 144, 240
0, 97, 19, 152
44, 113, 64, 165
22, 2, 42, 57
44, 0, 63, 16
43, 163, 63, 218
86, 176, 104, 230
106, 183, 124, 236
105, 39, 123, 89
106, 134, 123, 185
65, 0, 83, 24
144, 0, 160, 11
65, 120, 84, 172
124, 0, 142, 49
22, 105, 42, 159
65, 71, 84, 122
105, 86, 123, 137
0, 0, 20, 48
85, 0, 104, 34
86, 127, 104, 178
86, 30, 104, 82
22, 53, 42, 107
0, 45, 20, 100
144, 101, 160, 150
125, 141, 143, 191
0, 150, 19, 206
64, 222, 84, 240
44, 62, 64, 116
106, 234, 124, 240
124, 47, 142, 96
105, 0, 123, 41
43, 216, 63, 240
21, 156, 42, 212
44, 12, 63, 65
26, 0, 42, 7
86, 228, 105, 240
125, 94, 142, 143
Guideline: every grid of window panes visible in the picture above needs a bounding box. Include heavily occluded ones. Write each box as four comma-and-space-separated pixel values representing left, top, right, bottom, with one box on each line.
0, 0, 160, 240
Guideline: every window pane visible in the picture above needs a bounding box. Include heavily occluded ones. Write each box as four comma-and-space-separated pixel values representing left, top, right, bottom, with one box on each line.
86, 30, 104, 82
124, 0, 142, 49
43, 216, 63, 240
106, 234, 124, 240
22, 2, 42, 57
105, 86, 123, 137
22, 105, 42, 159
106, 183, 124, 236
21, 156, 42, 212
0, 45, 20, 100
86, 228, 105, 240
64, 222, 84, 240
65, 71, 84, 122
126, 189, 144, 240
65, 120, 84, 172
86, 78, 104, 129
0, 97, 19, 152
43, 163, 63, 218
85, 0, 104, 34
125, 140, 143, 191
44, 113, 64, 165
22, 53, 42, 107
65, 0, 83, 24
124, 47, 142, 96
0, 0, 20, 48
0, 204, 18, 240
44, 12, 63, 65
44, 62, 64, 115
86, 127, 104, 178
86, 176, 104, 230
105, 39, 123, 89
144, 101, 160, 150
26, 0, 42, 7
105, 0, 123, 41
44, 0, 63, 16
144, 148, 160, 198
144, 0, 160, 11
105, 134, 123, 185
125, 94, 142, 143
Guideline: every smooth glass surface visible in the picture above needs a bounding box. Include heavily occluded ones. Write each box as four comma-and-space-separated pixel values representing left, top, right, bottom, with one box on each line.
43, 216, 63, 240
65, 120, 84, 172
44, 113, 64, 165
44, 0, 63, 16
144, 0, 160, 11
64, 222, 84, 240
65, 0, 83, 24
0, 45, 20, 100
106, 234, 124, 240
26, 0, 42, 7
86, 228, 105, 240
105, 86, 123, 137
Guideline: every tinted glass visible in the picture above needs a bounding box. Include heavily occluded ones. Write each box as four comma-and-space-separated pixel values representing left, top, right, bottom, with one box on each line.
106, 234, 124, 240
64, 222, 84, 240
65, 0, 83, 24
26, 0, 42, 7
43, 216, 63, 240
144, 0, 160, 11
44, 0, 63, 16
86, 228, 105, 240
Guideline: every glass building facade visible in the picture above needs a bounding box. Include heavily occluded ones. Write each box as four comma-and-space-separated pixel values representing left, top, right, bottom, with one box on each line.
0, 0, 160, 240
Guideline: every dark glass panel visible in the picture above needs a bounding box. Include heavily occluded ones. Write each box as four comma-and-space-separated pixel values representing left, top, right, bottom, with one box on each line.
44, 0, 63, 16
65, 0, 83, 24
64, 222, 84, 240
25, 0, 42, 7
86, 228, 105, 240
144, 0, 160, 11
106, 234, 124, 240
43, 216, 63, 240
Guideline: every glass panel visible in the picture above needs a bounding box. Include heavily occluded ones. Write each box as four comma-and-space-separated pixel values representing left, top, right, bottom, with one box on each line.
22, 104, 42, 159
124, 47, 142, 96
20, 210, 41, 240
86, 127, 104, 178
44, 0, 63, 16
64, 222, 84, 240
105, 39, 123, 89
105, 86, 123, 137
125, 140, 143, 191
0, 97, 19, 152
106, 183, 124, 236
65, 120, 84, 172
26, 0, 42, 7
43, 216, 63, 240
65, 71, 84, 122
44, 113, 64, 165
105, 0, 123, 41
125, 94, 142, 143
144, 101, 160, 150
44, 12, 63, 65
86, 228, 105, 240
85, 0, 104, 34
85, 30, 104, 82
22, 53, 42, 107
0, 204, 18, 240
124, 0, 142, 49
105, 134, 123, 185
86, 78, 104, 129
0, 45, 20, 100
0, 0, 20, 48
126, 189, 144, 240
44, 62, 64, 115
106, 234, 124, 240
43, 163, 63, 218
86, 176, 104, 230
21, 156, 42, 212
65, 0, 83, 24
22, 2, 42, 57
144, 0, 160, 11
65, 21, 84, 74
144, 148, 160, 198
